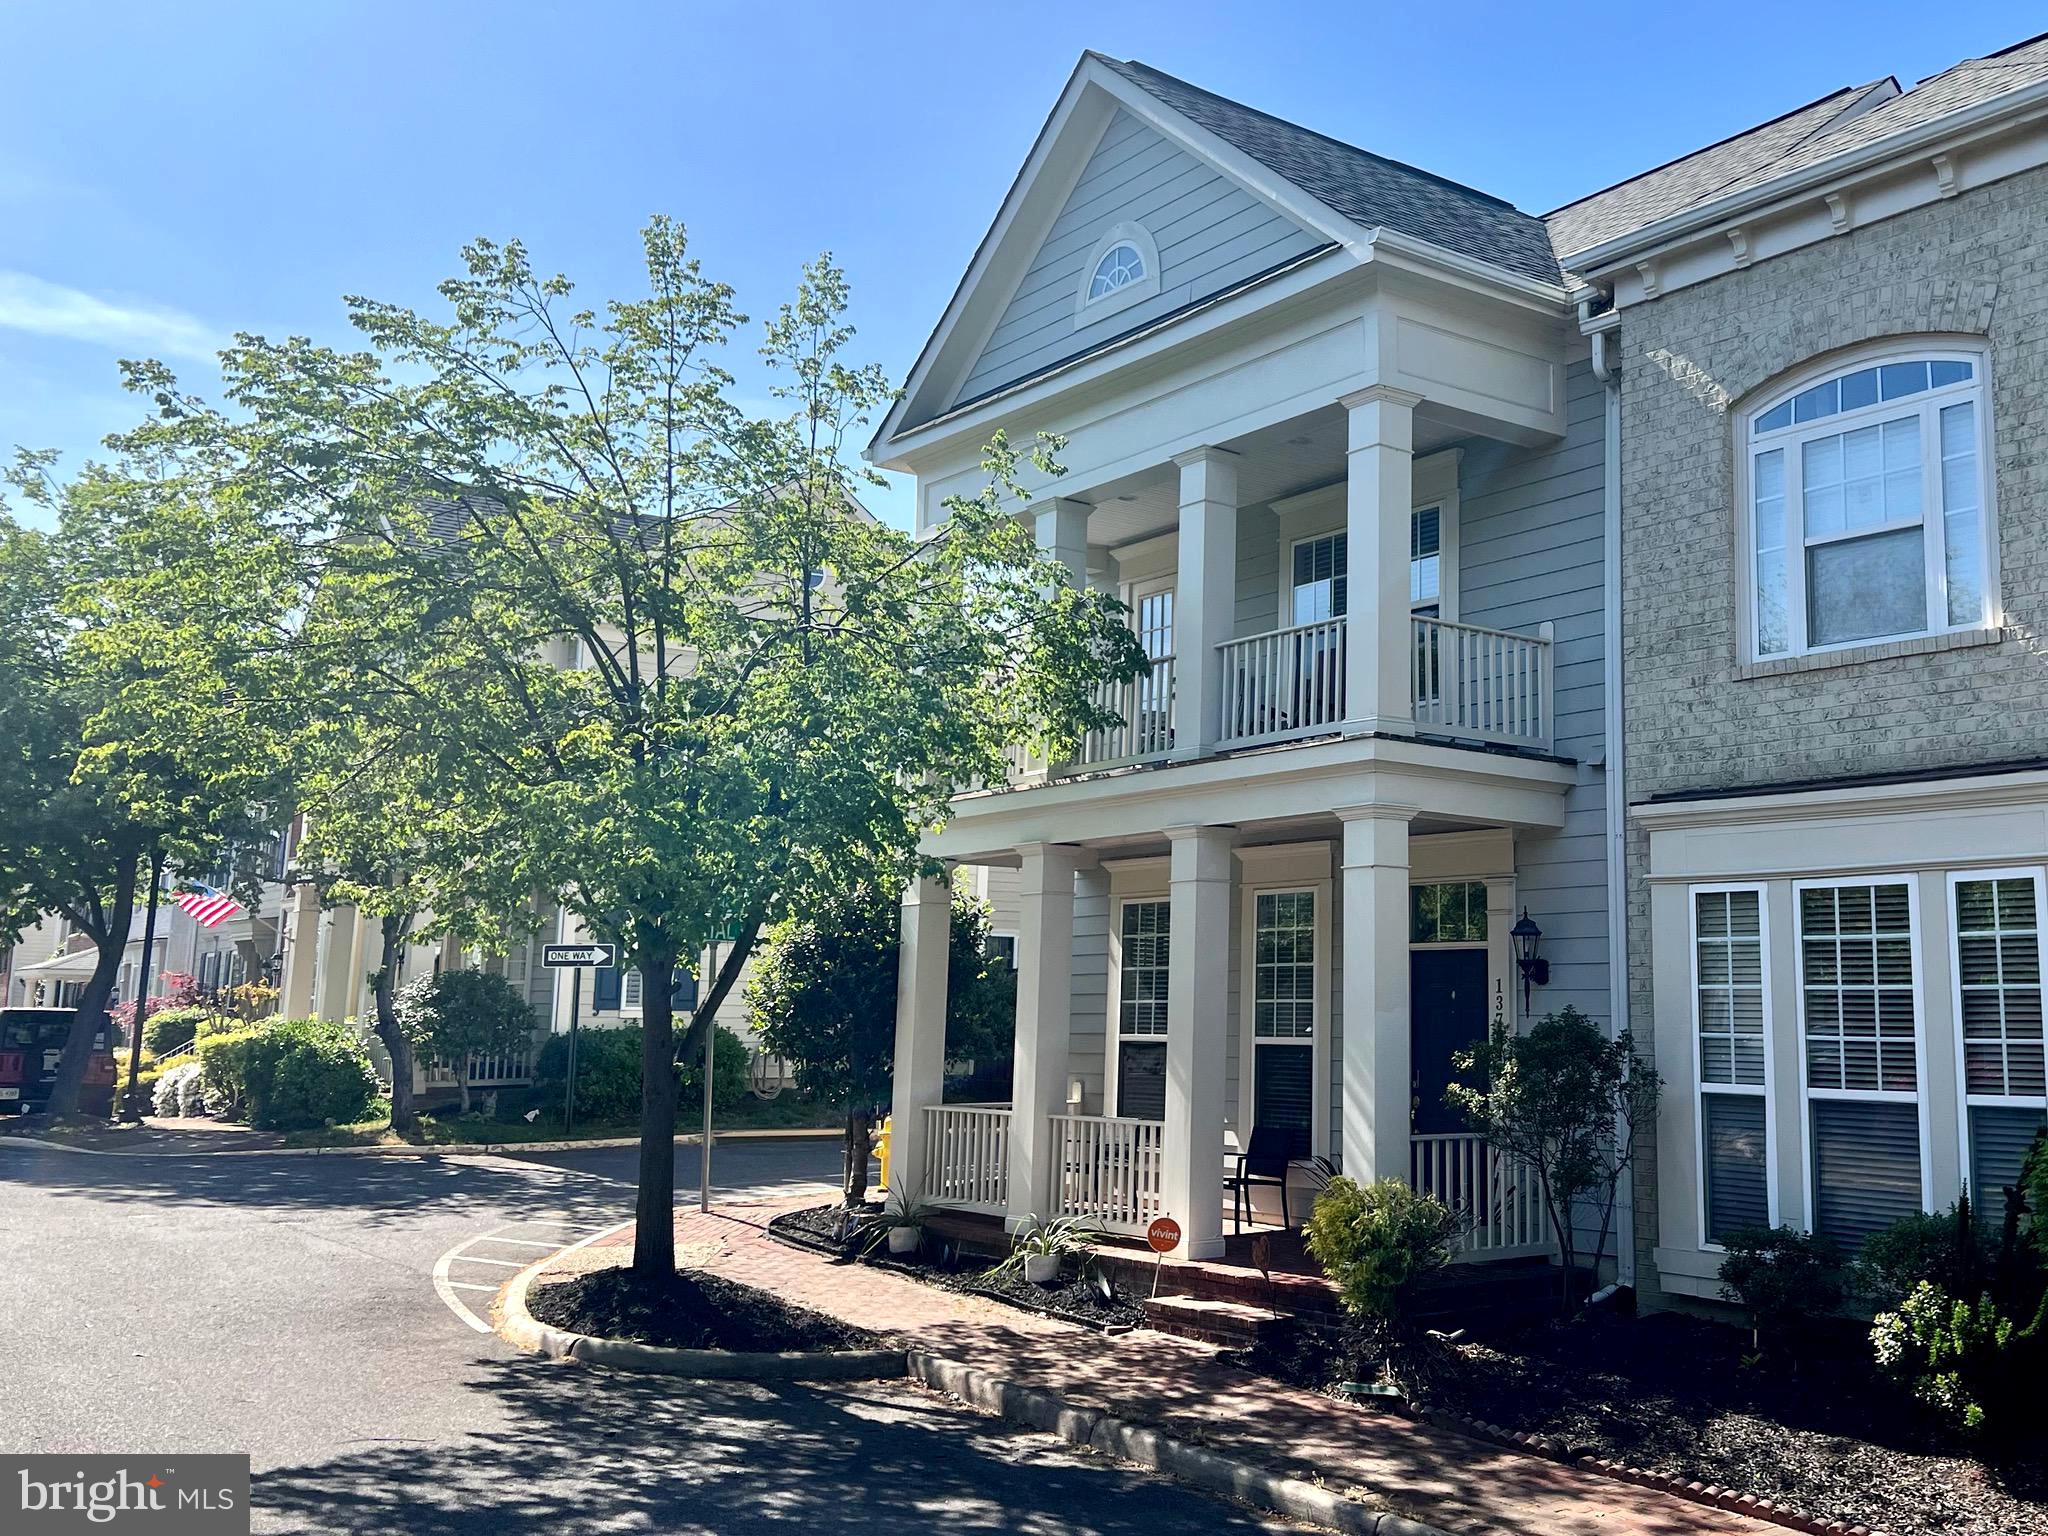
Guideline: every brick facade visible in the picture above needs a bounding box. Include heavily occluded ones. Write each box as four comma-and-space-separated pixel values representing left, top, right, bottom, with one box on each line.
1618, 163, 2048, 1297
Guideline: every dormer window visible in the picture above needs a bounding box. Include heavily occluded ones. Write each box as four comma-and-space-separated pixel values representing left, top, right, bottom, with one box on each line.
1089, 243, 1146, 298
1740, 341, 1995, 661
1075, 222, 1160, 322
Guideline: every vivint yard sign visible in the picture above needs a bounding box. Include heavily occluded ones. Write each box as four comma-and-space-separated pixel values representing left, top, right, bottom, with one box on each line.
4, 1456, 250, 1534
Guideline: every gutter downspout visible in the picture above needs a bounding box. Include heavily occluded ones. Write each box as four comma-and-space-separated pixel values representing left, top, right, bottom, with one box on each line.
1585, 292, 1634, 1289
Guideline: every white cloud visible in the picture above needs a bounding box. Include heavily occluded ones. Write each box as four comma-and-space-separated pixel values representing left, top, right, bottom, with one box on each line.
0, 270, 220, 362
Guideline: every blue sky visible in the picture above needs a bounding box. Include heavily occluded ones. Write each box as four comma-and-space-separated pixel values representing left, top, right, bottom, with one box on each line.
3, 1, 2039, 530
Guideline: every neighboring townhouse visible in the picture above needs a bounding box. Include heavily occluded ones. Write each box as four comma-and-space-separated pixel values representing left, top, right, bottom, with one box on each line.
1554, 35, 2048, 1306
874, 54, 1618, 1264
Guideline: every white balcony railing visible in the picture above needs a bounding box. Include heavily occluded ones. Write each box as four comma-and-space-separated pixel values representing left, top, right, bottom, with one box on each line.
1411, 615, 1553, 752
1410, 1132, 1550, 1259
1077, 655, 1176, 768
922, 1104, 1012, 1216
1215, 618, 1348, 748
1047, 1112, 1164, 1234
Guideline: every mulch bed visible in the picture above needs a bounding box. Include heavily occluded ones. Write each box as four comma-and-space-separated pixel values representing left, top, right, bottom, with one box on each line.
528, 1266, 876, 1353
1231, 1308, 2045, 1536
767, 1203, 1149, 1332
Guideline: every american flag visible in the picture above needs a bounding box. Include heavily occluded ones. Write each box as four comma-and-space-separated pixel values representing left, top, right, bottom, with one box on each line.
176, 883, 244, 929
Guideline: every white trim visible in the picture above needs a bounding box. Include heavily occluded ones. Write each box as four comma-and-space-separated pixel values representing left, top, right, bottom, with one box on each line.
1687, 882, 1779, 1250
1075, 221, 1162, 323
1739, 339, 1997, 663
1791, 874, 1934, 1234
1944, 866, 2048, 1187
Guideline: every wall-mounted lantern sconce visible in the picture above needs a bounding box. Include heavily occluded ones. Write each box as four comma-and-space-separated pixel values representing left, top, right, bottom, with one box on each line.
1511, 908, 1548, 1013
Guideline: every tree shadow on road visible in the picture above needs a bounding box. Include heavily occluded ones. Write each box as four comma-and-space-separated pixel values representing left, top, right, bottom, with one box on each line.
250, 1355, 1289, 1535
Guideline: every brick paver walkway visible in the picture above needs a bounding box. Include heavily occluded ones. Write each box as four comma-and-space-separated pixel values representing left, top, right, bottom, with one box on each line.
572, 1198, 1788, 1536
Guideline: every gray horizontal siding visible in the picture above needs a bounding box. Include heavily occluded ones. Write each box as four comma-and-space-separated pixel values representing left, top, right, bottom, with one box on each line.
958, 110, 1321, 404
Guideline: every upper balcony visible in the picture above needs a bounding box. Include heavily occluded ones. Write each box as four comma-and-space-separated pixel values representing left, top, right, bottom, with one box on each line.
1013, 610, 1553, 785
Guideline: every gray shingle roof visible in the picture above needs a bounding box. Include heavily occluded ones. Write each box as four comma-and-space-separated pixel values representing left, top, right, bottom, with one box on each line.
1548, 30, 2048, 265
1544, 83, 1894, 263
1101, 57, 1562, 286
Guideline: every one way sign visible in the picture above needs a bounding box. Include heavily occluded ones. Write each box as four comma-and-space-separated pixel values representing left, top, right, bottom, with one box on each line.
542, 943, 617, 968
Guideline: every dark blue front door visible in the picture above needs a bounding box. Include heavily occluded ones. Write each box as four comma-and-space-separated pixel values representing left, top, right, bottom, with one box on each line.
1409, 948, 1488, 1135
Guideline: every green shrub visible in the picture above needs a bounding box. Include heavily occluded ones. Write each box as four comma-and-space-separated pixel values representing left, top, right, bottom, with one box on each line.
1718, 1225, 1845, 1351
152, 1061, 203, 1119
1871, 1281, 2022, 1434
194, 1018, 380, 1130
531, 1023, 749, 1125
1856, 1198, 1987, 1307
1304, 1177, 1458, 1327
143, 1006, 213, 1056
195, 1012, 243, 1042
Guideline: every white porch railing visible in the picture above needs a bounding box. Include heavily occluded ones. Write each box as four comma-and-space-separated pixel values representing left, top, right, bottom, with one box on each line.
1047, 1113, 1164, 1234
1077, 655, 1177, 768
1410, 616, 1553, 751
1216, 618, 1348, 748
425, 1049, 533, 1088
1410, 1132, 1550, 1259
922, 1104, 1012, 1216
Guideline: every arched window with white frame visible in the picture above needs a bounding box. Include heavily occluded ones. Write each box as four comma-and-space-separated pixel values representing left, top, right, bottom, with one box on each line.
1074, 222, 1160, 322
1740, 341, 1994, 661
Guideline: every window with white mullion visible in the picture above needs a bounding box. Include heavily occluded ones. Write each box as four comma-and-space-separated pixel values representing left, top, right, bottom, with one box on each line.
1746, 349, 1989, 660
1693, 887, 1771, 1243
1114, 900, 1171, 1122
1250, 889, 1317, 1138
1953, 874, 2045, 1103
1797, 879, 1925, 1247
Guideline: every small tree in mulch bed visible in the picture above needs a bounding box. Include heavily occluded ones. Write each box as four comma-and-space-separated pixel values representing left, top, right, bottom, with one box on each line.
747, 881, 1014, 1207
1304, 1176, 1459, 1391
1448, 1005, 1661, 1316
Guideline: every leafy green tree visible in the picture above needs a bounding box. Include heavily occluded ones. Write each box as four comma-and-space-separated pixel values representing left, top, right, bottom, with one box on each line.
117, 221, 1140, 1272
1447, 1004, 1661, 1313
394, 969, 538, 1113
0, 464, 286, 1118
747, 883, 1016, 1205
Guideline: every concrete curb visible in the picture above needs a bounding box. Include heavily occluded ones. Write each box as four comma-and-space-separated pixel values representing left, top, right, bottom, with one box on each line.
0, 1127, 842, 1160
903, 1350, 1450, 1536
495, 1251, 903, 1384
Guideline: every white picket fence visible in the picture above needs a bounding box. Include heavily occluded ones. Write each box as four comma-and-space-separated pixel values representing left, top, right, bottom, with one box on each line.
1410, 616, 1553, 751
921, 1104, 1012, 1216
1409, 1131, 1551, 1259
1046, 1112, 1165, 1234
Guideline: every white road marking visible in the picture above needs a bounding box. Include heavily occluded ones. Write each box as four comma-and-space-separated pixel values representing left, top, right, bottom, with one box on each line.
433, 1218, 631, 1334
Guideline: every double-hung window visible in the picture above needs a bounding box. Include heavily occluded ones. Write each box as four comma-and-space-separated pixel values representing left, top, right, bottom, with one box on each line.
1288, 514, 1446, 626
1744, 346, 1992, 659
1114, 900, 1171, 1120
1951, 872, 2048, 1223
1798, 881, 1925, 1247
1250, 890, 1317, 1138
1693, 888, 1770, 1243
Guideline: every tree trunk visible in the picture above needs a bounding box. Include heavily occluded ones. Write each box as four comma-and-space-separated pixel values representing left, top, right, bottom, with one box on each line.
633, 955, 680, 1278
457, 1071, 472, 1114
843, 1106, 874, 1207
47, 846, 141, 1121
369, 914, 418, 1136
122, 847, 165, 1121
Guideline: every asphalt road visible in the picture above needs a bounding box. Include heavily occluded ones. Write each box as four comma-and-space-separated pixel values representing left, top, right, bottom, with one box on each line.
0, 1137, 1301, 1534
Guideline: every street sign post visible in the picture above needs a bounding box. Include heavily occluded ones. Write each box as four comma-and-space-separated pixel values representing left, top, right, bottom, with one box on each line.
541, 944, 615, 1133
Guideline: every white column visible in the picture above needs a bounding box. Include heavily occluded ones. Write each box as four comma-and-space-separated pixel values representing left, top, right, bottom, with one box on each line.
315, 906, 360, 1023
1339, 805, 1415, 1185
278, 882, 321, 1019
889, 875, 952, 1201
1341, 387, 1421, 736
1006, 843, 1082, 1226
1172, 447, 1239, 759
1163, 824, 1234, 1257
1033, 497, 1091, 589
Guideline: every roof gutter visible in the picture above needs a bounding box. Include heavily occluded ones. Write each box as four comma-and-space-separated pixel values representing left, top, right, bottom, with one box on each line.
1361, 225, 1574, 310
1560, 74, 2048, 274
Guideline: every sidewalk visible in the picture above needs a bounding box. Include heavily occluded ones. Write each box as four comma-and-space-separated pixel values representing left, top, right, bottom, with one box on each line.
589, 1198, 1790, 1536
0, 1116, 841, 1157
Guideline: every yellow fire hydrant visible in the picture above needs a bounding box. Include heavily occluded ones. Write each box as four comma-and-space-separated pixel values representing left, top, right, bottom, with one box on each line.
874, 1115, 893, 1196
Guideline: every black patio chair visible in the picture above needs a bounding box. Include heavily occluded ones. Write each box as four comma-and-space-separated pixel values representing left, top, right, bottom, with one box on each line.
1226, 1125, 1329, 1232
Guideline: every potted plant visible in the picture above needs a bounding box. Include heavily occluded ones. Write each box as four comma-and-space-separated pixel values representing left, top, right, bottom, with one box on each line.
863, 1191, 934, 1257
1002, 1214, 1102, 1285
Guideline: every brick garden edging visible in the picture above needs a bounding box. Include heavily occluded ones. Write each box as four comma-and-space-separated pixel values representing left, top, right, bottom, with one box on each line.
1414, 1405, 1896, 1536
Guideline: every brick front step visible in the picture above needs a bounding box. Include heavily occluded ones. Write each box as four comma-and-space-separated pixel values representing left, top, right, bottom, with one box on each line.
1141, 1295, 1288, 1347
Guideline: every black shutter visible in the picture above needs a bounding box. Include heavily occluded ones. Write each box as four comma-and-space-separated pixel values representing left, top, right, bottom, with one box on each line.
593, 965, 621, 1012
670, 966, 700, 1014
1702, 1093, 1769, 1242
